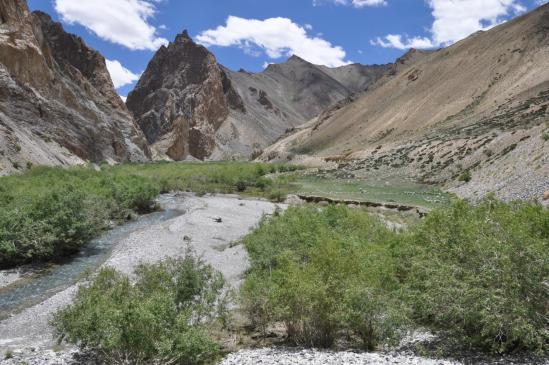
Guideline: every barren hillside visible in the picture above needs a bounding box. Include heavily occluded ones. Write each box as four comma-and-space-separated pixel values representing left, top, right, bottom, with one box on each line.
263, 4, 549, 201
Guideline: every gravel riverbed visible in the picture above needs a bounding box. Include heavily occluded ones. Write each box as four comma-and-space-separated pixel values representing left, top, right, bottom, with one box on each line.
0, 193, 282, 362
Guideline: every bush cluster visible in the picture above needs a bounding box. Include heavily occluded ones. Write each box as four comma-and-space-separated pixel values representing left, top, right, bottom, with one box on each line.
0, 169, 158, 268
241, 206, 407, 349
53, 249, 227, 365
241, 200, 549, 354
401, 199, 549, 354
0, 162, 301, 268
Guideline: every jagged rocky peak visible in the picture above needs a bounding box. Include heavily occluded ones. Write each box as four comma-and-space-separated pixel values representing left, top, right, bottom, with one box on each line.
126, 30, 244, 161
174, 29, 192, 43
0, 0, 150, 174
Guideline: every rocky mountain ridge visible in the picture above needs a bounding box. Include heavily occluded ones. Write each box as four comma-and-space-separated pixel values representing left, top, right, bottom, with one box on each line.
127, 32, 390, 160
0, 0, 150, 174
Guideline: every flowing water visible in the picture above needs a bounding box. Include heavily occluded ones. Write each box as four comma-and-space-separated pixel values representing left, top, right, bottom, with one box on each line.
0, 208, 185, 319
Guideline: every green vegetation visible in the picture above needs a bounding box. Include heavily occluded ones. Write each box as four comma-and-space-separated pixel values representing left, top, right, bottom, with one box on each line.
241, 205, 408, 349
4, 350, 13, 360
458, 170, 472, 183
53, 249, 226, 364
241, 200, 549, 354
287, 175, 451, 209
402, 199, 549, 354
0, 168, 159, 268
0, 162, 300, 268
542, 132, 549, 142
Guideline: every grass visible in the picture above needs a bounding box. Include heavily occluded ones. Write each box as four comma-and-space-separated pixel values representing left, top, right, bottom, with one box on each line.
0, 161, 301, 268
286, 175, 452, 209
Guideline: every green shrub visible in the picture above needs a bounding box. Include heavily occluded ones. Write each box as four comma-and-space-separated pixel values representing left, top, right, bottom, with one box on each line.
53, 249, 226, 364
0, 186, 108, 266
542, 132, 549, 142
255, 177, 273, 191
4, 350, 13, 360
400, 199, 549, 354
268, 189, 286, 203
458, 170, 472, 183
241, 201, 548, 355
241, 206, 407, 349
235, 180, 247, 192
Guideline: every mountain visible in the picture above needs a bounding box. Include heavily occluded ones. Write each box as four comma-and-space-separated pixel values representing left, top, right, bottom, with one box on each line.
126, 33, 390, 160
263, 4, 549, 202
0, 0, 150, 175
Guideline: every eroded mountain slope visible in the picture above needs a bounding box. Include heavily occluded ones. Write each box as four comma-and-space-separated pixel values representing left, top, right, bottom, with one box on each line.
0, 0, 150, 174
264, 4, 549, 201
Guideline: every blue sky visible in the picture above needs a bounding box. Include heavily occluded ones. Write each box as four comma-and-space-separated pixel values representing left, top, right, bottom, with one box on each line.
27, 0, 547, 98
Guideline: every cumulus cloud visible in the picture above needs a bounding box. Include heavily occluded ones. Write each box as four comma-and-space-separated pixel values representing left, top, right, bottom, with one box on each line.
371, 0, 526, 50
105, 59, 140, 89
196, 16, 350, 67
314, 0, 387, 7
54, 0, 168, 51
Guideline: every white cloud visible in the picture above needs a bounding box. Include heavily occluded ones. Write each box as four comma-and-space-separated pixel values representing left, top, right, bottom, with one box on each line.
314, 0, 387, 7
371, 0, 526, 50
197, 16, 350, 67
105, 59, 140, 89
371, 34, 435, 49
535, 0, 548, 5
120, 96, 127, 103
54, 0, 168, 51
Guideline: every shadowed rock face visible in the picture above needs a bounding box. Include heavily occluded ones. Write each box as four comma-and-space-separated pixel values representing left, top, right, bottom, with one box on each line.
127, 31, 244, 160
127, 33, 390, 160
0, 0, 150, 174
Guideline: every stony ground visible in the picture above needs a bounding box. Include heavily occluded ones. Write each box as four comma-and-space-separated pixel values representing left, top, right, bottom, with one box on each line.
219, 348, 461, 365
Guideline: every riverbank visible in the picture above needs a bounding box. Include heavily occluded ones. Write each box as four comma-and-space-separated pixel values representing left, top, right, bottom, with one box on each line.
0, 193, 283, 359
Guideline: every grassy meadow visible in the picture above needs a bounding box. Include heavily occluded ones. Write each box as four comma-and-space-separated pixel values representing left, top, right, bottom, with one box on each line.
287, 175, 452, 209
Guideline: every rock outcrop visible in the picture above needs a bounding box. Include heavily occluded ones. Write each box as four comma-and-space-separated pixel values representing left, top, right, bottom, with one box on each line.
127, 31, 244, 160
0, 0, 150, 174
127, 32, 390, 160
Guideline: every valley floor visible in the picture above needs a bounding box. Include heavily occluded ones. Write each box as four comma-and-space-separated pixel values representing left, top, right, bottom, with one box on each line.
1, 191, 546, 365
0, 193, 282, 362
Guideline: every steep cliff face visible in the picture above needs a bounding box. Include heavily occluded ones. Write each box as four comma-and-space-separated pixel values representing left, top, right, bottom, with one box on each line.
0, 0, 150, 174
127, 32, 389, 160
127, 31, 244, 160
